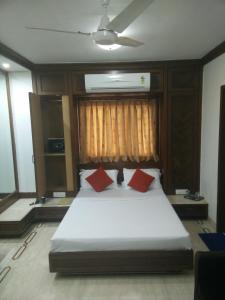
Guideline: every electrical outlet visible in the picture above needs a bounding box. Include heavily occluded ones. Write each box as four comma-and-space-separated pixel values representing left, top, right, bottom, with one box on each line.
175, 189, 188, 195
53, 192, 66, 198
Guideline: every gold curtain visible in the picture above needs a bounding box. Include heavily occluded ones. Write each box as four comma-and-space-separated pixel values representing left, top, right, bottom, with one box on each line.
79, 99, 158, 163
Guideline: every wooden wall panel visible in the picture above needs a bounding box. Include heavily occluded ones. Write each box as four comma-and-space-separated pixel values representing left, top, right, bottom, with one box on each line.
35, 72, 68, 95
170, 94, 197, 191
72, 73, 85, 94
32, 61, 202, 194
168, 69, 197, 91
167, 65, 202, 193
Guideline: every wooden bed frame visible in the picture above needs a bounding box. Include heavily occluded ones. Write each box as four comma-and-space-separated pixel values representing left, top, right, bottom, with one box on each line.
49, 249, 193, 274
49, 161, 193, 275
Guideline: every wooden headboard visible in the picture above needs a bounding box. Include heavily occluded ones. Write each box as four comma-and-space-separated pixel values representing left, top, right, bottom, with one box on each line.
78, 160, 161, 184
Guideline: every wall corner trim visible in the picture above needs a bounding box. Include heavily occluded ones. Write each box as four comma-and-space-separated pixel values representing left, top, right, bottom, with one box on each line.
0, 42, 34, 70
202, 40, 225, 65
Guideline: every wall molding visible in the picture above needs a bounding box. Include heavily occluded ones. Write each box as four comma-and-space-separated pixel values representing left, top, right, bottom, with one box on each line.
1, 38, 225, 69
0, 42, 34, 70
202, 40, 225, 65
32, 59, 202, 72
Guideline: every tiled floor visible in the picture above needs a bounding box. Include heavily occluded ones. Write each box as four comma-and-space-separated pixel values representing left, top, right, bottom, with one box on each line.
0, 219, 215, 300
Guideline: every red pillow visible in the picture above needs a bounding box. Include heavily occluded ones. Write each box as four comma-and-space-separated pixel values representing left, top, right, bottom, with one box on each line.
85, 167, 113, 192
128, 169, 155, 192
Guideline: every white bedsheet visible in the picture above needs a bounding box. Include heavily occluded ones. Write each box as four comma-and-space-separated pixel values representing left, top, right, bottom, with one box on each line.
51, 188, 192, 252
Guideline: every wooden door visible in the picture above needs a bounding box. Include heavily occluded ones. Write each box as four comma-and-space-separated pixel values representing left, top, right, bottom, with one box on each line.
217, 85, 225, 232
29, 93, 46, 197
62, 95, 75, 191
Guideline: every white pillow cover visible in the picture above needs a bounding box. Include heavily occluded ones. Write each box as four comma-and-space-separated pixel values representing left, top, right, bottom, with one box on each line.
80, 169, 119, 190
123, 168, 162, 190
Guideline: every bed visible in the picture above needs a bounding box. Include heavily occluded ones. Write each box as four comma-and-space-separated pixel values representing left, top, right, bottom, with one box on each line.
49, 185, 193, 274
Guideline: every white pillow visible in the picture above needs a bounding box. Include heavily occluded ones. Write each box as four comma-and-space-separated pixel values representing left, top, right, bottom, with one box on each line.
123, 168, 161, 190
80, 169, 119, 190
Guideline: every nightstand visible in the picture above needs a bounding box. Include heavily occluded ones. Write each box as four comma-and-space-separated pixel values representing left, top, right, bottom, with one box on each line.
167, 195, 208, 219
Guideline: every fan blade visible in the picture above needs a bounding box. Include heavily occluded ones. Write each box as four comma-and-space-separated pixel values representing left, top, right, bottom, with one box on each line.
26, 26, 91, 36
107, 0, 154, 33
117, 37, 144, 47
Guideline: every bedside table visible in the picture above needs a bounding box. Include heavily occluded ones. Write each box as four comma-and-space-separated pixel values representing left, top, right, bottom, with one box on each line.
34, 197, 73, 221
167, 195, 208, 220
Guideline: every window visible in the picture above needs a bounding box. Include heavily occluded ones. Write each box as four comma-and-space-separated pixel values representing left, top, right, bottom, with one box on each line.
79, 98, 158, 163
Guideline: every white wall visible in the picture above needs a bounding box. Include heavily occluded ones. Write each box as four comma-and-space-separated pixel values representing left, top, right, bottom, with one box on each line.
9, 71, 36, 193
0, 72, 15, 193
200, 53, 225, 222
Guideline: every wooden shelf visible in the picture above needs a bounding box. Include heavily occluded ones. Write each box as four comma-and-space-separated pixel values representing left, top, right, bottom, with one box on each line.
44, 153, 65, 157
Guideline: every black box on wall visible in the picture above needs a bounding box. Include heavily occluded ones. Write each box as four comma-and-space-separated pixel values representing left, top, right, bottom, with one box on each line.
47, 138, 65, 153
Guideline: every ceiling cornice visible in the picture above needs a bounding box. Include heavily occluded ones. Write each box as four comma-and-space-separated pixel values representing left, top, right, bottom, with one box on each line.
201, 40, 225, 65
1, 39, 225, 70
0, 41, 34, 70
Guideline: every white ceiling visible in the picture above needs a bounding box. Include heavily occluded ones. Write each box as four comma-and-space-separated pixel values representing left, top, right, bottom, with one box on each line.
0, 0, 225, 64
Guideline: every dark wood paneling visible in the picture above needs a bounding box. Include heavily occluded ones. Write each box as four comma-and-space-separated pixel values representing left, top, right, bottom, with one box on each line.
72, 73, 85, 94
151, 71, 163, 91
172, 204, 208, 219
202, 40, 225, 65
217, 86, 225, 232
168, 68, 198, 91
34, 206, 69, 221
49, 249, 193, 274
45, 156, 67, 192
33, 60, 201, 72
170, 93, 197, 191
35, 72, 68, 95
167, 65, 202, 194
41, 99, 64, 150
50, 249, 193, 274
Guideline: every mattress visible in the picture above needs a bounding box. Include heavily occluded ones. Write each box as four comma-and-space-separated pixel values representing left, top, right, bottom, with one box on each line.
51, 188, 192, 252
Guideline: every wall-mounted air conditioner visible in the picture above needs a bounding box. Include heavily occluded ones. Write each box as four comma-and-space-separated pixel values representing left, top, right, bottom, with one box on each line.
85, 73, 150, 93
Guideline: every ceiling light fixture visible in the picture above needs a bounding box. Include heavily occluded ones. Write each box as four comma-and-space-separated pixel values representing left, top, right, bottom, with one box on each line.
2, 63, 10, 69
97, 44, 121, 51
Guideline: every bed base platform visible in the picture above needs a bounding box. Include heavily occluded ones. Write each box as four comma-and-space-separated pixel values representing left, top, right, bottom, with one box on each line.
49, 249, 193, 274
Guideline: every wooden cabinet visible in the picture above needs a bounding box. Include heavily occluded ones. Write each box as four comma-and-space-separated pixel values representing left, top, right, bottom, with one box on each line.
168, 195, 208, 219
29, 93, 75, 197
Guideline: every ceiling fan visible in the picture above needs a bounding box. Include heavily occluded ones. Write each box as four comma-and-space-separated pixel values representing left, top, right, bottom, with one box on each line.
26, 0, 154, 49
